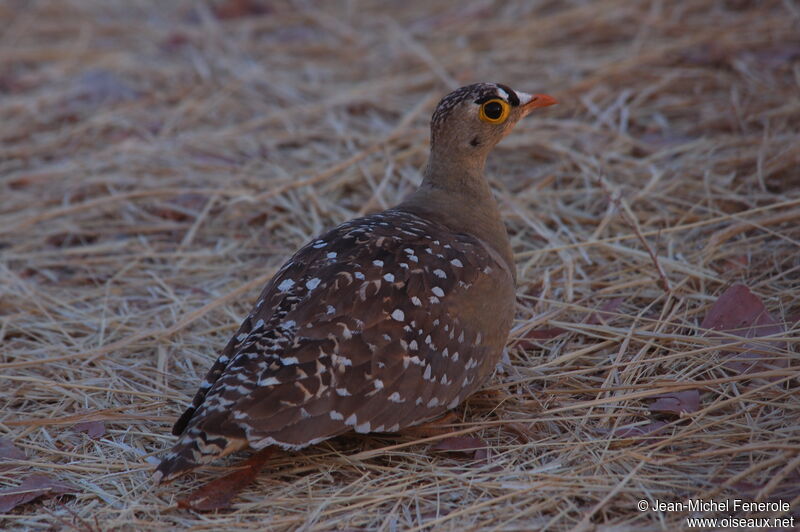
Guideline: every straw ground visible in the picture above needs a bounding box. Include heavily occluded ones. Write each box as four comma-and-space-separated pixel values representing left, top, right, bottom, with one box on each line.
1, 0, 798, 530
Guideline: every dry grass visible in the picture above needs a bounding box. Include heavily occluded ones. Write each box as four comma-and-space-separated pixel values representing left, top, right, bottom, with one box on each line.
1, 0, 799, 530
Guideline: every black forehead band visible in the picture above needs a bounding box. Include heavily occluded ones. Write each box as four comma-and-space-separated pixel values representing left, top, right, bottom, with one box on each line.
473, 84, 520, 107
497, 84, 520, 106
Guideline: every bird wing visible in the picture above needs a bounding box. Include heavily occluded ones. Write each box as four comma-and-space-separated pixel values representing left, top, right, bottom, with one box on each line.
173, 209, 514, 450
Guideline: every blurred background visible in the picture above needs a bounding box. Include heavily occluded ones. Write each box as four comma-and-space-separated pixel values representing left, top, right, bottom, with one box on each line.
1, 0, 798, 530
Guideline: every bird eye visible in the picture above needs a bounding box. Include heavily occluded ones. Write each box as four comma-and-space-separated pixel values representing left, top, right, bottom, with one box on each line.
479, 99, 510, 124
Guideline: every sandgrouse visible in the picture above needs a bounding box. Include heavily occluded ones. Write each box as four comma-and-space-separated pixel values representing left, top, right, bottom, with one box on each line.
155, 83, 557, 482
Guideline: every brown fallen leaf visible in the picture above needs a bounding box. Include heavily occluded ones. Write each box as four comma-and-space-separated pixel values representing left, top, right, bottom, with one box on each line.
648, 390, 700, 415
0, 438, 26, 461
71, 421, 106, 439
0, 474, 79, 512
403, 411, 459, 438
431, 436, 492, 464
611, 421, 668, 439
176, 448, 273, 512
523, 327, 567, 340
585, 297, 625, 326
700, 283, 788, 375
515, 326, 567, 350
597, 421, 668, 448
716, 466, 800, 500
0, 438, 26, 472
503, 422, 537, 444
431, 436, 485, 453
213, 0, 271, 19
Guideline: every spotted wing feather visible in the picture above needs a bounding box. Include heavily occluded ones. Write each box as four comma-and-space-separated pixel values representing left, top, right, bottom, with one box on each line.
156, 209, 514, 481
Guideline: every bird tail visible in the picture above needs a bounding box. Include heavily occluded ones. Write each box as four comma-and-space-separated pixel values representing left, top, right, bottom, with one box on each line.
153, 427, 248, 484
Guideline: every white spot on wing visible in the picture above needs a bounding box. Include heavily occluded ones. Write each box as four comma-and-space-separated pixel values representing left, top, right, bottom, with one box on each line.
278, 279, 295, 292
383, 273, 395, 282
391, 309, 405, 321
306, 278, 321, 290
330, 410, 344, 420
432, 287, 444, 297
388, 392, 404, 403
450, 258, 463, 267
433, 269, 446, 278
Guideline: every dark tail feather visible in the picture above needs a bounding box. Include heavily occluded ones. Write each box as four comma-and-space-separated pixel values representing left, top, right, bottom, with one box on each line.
172, 407, 196, 436
153, 428, 247, 484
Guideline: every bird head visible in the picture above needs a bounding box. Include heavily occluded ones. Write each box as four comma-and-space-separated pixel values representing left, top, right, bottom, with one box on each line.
429, 82, 557, 157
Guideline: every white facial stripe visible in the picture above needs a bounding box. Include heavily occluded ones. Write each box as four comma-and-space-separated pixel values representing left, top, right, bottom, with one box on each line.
517, 91, 534, 106
496, 87, 509, 101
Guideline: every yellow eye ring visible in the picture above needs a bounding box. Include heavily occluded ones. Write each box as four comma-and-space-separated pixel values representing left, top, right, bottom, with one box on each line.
478, 99, 510, 124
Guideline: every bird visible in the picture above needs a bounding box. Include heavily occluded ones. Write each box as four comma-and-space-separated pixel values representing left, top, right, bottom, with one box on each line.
154, 83, 557, 483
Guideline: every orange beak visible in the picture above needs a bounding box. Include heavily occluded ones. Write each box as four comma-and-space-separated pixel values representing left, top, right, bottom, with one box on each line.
522, 93, 558, 115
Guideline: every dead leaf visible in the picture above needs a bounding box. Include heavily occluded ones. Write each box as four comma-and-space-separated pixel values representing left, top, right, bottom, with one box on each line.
523, 328, 567, 340
403, 411, 459, 438
472, 447, 491, 462
151, 193, 209, 222
0, 438, 26, 461
586, 297, 624, 326
611, 421, 667, 439
0, 438, 26, 472
0, 474, 79, 512
503, 422, 537, 443
71, 69, 138, 106
700, 284, 788, 375
516, 326, 567, 350
71, 421, 106, 439
431, 436, 491, 464
431, 436, 485, 453
718, 467, 800, 500
597, 421, 668, 448
176, 448, 273, 512
213, 0, 271, 19
648, 390, 700, 415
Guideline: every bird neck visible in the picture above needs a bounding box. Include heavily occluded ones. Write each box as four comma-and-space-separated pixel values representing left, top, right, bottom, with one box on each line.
397, 150, 515, 279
